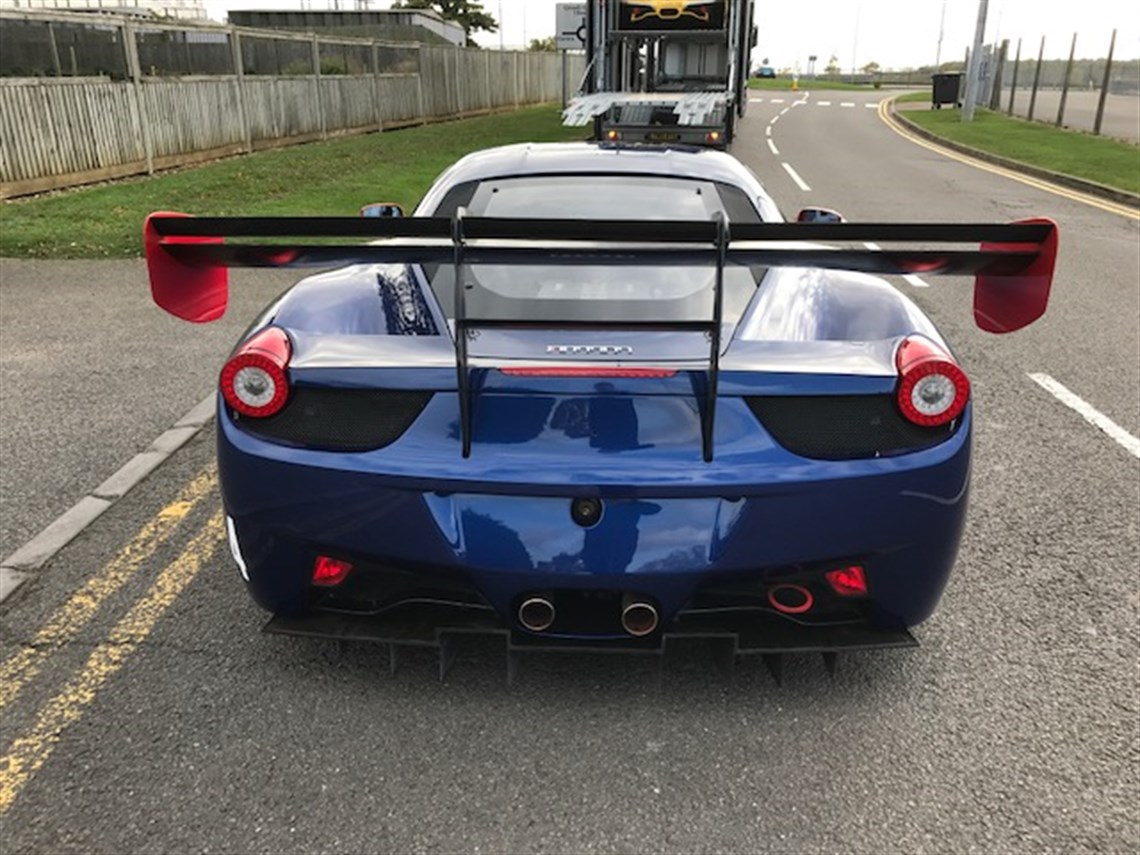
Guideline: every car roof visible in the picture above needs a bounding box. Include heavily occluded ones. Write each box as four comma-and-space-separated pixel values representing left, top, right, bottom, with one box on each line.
417, 142, 772, 213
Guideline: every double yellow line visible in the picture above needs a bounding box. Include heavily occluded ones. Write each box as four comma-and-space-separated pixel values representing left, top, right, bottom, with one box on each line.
0, 466, 221, 814
878, 98, 1140, 221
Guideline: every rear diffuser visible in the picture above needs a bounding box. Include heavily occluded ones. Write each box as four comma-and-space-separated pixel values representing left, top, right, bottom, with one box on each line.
264, 602, 917, 684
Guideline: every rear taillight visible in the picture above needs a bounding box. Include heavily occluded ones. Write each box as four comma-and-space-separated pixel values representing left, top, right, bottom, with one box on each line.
312, 555, 353, 587
825, 565, 868, 597
220, 327, 291, 418
895, 336, 970, 427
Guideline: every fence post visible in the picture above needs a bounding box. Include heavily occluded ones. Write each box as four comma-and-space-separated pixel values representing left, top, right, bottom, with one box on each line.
229, 27, 253, 153
1006, 38, 1021, 115
46, 22, 62, 77
561, 49, 569, 109
988, 39, 1007, 110
454, 44, 462, 116
484, 49, 492, 112
415, 46, 425, 124
121, 20, 154, 175
311, 35, 326, 139
1094, 29, 1116, 135
513, 52, 520, 109
371, 41, 383, 132
1056, 32, 1076, 127
1027, 36, 1044, 121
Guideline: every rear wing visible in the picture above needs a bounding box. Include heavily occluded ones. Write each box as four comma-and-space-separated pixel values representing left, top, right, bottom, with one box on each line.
144, 212, 1058, 460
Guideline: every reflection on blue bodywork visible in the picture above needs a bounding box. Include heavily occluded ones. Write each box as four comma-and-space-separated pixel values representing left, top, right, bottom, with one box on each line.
375, 265, 438, 336
271, 264, 438, 336
446, 494, 734, 576
459, 393, 700, 450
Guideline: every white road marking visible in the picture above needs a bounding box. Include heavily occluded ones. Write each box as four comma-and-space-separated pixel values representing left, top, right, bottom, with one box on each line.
0, 393, 217, 604
866, 102, 879, 108
840, 102, 856, 108
770, 98, 785, 103
863, 242, 929, 287
765, 125, 772, 137
770, 114, 780, 125
780, 107, 789, 116
749, 97, 765, 103
767, 138, 779, 155
781, 162, 811, 191
817, 101, 832, 106
1028, 374, 1140, 459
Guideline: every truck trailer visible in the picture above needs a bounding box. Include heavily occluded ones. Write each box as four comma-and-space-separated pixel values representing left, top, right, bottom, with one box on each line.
563, 0, 756, 149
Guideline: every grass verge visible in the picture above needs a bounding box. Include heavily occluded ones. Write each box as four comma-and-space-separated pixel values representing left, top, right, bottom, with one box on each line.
0, 106, 584, 259
897, 104, 1139, 195
894, 90, 931, 104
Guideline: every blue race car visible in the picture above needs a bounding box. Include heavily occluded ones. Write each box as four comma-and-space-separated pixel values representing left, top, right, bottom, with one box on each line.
145, 143, 1057, 674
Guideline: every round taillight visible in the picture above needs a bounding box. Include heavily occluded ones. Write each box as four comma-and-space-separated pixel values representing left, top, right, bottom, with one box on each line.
896, 336, 970, 427
221, 327, 291, 418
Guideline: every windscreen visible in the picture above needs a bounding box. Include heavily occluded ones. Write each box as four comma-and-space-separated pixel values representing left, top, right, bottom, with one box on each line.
426, 174, 764, 325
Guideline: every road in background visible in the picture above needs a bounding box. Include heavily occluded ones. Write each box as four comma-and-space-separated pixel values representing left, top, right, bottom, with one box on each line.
0, 100, 1137, 853
741, 90, 1139, 437
998, 87, 1140, 141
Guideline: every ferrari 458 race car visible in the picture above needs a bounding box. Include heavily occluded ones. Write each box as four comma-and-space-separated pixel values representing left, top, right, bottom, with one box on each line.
145, 142, 1057, 678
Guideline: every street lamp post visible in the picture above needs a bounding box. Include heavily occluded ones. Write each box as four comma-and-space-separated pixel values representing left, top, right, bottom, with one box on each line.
962, 0, 989, 122
935, 0, 946, 68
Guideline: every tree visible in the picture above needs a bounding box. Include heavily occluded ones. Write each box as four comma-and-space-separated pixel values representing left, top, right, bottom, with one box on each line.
861, 61, 881, 75
390, 0, 499, 45
528, 36, 557, 52
824, 54, 841, 75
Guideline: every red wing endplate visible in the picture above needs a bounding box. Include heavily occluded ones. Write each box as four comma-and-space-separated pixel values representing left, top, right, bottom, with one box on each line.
976, 216, 1058, 333
143, 213, 1058, 333
144, 212, 228, 323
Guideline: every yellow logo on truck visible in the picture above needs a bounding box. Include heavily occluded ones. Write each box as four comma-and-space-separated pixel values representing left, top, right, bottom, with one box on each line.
623, 0, 720, 23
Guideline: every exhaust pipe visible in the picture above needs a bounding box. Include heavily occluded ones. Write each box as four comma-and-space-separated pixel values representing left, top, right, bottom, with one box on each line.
518, 596, 556, 632
621, 594, 659, 637
767, 583, 814, 615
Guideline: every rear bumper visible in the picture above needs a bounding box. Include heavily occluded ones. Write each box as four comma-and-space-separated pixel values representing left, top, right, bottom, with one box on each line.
220, 402, 971, 634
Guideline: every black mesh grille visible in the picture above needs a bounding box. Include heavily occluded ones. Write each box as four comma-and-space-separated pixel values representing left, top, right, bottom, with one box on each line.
746, 395, 957, 460
234, 388, 432, 451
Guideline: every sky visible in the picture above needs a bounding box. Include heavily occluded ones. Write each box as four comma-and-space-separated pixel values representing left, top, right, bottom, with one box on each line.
206, 1, 1140, 70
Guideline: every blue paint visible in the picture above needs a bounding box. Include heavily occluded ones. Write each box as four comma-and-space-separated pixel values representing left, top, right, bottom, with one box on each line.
220, 393, 971, 629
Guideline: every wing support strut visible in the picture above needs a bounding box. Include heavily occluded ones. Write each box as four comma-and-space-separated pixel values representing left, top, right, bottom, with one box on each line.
703, 211, 729, 463
449, 210, 729, 461
451, 207, 473, 458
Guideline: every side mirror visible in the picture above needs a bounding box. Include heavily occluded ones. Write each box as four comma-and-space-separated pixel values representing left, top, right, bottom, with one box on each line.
796, 207, 845, 223
360, 203, 405, 218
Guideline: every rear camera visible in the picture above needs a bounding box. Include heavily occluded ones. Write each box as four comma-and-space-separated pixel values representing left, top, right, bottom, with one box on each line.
570, 498, 603, 528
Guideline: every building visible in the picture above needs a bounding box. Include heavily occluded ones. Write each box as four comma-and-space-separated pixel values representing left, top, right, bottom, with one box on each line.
226, 9, 466, 47
0, 0, 209, 20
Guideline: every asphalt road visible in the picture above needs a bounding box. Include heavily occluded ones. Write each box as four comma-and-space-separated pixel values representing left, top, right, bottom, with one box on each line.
996, 87, 1140, 142
1, 97, 1137, 853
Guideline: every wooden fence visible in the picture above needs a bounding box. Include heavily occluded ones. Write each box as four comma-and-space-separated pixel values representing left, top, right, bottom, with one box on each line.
0, 11, 580, 198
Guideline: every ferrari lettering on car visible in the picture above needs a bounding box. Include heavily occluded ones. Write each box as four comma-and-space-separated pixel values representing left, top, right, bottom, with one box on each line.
143, 142, 1058, 677
545, 345, 635, 356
